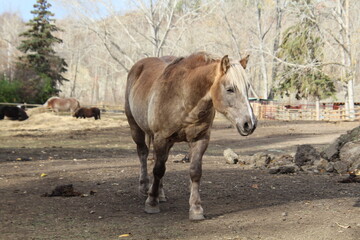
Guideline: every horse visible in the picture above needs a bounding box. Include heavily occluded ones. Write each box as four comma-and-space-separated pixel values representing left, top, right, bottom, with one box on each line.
125, 52, 257, 220
73, 107, 101, 120
0, 106, 29, 121
43, 97, 80, 113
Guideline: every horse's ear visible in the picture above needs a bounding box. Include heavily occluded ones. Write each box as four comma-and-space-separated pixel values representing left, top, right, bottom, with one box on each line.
220, 55, 230, 74
240, 55, 250, 69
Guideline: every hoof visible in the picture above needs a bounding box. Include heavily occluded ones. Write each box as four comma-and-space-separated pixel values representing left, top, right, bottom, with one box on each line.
145, 197, 160, 214
145, 204, 160, 214
159, 196, 167, 202
189, 206, 205, 221
189, 212, 205, 221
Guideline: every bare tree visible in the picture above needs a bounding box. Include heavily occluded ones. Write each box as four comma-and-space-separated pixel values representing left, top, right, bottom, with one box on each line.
337, 0, 355, 119
269, 0, 286, 99
256, 0, 270, 99
57, 0, 216, 73
2, 0, 356, 107
315, 0, 356, 119
0, 13, 24, 81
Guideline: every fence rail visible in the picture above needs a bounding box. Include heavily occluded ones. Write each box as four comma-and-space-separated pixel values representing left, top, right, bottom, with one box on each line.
251, 103, 360, 121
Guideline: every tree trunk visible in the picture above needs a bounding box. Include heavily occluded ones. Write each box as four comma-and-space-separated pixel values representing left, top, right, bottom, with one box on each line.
344, 0, 355, 119
7, 42, 12, 81
70, 51, 80, 98
256, 0, 268, 99
269, 0, 283, 99
339, 0, 355, 119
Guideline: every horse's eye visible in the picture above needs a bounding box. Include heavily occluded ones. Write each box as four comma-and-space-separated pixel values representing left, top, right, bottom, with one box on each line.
226, 87, 235, 93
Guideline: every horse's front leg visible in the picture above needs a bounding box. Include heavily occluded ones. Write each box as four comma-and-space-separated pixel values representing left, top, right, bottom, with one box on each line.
145, 138, 172, 214
188, 135, 210, 221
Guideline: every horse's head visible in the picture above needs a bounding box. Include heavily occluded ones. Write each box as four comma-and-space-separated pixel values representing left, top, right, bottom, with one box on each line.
210, 55, 257, 136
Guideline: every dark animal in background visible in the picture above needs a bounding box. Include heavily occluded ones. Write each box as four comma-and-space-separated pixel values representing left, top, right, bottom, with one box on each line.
284, 105, 302, 109
73, 107, 101, 120
0, 106, 29, 121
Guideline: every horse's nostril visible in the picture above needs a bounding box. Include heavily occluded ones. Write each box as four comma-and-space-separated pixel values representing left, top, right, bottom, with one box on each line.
244, 122, 250, 131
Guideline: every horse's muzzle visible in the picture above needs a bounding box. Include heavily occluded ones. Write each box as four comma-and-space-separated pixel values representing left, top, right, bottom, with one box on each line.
236, 118, 257, 136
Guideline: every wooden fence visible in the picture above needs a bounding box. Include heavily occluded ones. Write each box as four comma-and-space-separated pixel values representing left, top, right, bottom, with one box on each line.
251, 103, 360, 121
1, 102, 360, 122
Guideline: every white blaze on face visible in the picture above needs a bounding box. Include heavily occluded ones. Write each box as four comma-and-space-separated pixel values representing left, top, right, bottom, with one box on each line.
226, 63, 256, 126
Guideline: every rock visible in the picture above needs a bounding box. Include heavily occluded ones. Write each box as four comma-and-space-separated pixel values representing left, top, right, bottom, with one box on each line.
322, 126, 360, 161
268, 165, 297, 174
224, 148, 238, 164
349, 160, 360, 171
250, 153, 273, 168
325, 162, 334, 172
321, 139, 342, 162
339, 141, 360, 167
314, 159, 328, 170
294, 144, 320, 167
269, 167, 280, 174
268, 154, 294, 168
333, 161, 349, 174
301, 165, 318, 173
278, 154, 294, 163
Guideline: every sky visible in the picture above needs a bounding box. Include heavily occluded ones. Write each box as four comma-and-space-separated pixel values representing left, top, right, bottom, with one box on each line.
0, 0, 130, 21
0, 0, 68, 20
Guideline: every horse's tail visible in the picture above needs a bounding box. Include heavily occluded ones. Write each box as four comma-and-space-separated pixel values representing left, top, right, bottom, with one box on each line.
145, 134, 152, 150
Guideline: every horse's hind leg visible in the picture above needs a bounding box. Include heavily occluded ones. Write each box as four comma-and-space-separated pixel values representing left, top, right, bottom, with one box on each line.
145, 137, 173, 213
127, 119, 150, 196
145, 134, 166, 202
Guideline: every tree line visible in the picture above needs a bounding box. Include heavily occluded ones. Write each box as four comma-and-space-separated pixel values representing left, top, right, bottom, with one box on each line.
1, 0, 67, 103
0, 0, 358, 118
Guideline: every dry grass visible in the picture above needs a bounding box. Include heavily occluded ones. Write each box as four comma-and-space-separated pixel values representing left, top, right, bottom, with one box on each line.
0, 107, 128, 137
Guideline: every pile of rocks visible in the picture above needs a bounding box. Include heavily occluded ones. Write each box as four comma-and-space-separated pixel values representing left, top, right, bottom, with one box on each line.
320, 125, 360, 173
224, 148, 298, 174
224, 125, 360, 175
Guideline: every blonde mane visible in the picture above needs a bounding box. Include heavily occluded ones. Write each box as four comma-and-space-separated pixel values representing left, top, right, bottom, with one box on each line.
225, 62, 249, 96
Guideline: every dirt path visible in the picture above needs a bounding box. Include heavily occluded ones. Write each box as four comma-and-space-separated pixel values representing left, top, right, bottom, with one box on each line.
0, 115, 359, 240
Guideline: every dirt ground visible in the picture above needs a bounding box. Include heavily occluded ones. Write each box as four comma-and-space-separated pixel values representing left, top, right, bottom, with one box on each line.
1, 112, 360, 240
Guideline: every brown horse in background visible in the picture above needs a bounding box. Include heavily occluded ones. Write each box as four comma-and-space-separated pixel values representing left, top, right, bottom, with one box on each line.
73, 107, 101, 120
43, 97, 80, 113
125, 52, 257, 220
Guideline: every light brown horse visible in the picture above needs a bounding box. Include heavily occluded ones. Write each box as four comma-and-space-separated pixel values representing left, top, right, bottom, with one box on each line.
125, 52, 257, 220
43, 97, 80, 113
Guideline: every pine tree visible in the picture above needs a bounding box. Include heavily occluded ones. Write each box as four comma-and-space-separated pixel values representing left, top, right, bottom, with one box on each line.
275, 0, 336, 119
17, 0, 67, 103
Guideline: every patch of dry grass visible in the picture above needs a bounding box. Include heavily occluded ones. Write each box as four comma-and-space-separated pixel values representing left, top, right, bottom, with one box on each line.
0, 108, 128, 137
